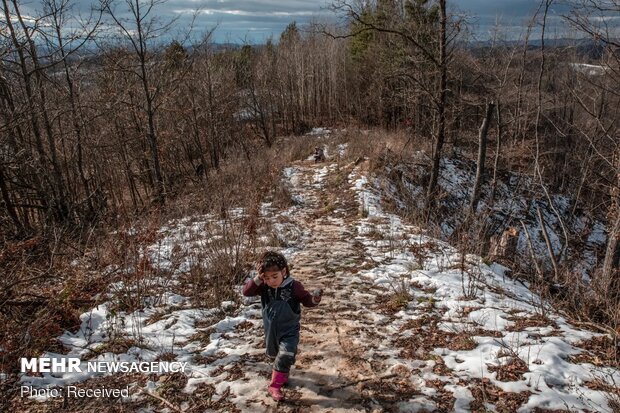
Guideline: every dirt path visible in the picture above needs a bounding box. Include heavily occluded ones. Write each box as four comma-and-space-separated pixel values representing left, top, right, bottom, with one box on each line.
229, 159, 421, 412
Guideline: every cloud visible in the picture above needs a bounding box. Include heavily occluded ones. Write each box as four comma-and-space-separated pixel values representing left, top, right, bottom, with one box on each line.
455, 0, 575, 40
11, 0, 328, 43
167, 0, 332, 41
167, 0, 328, 14
12, 0, 608, 44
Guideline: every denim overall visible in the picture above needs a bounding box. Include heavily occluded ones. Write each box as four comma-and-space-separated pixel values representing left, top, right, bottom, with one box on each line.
261, 277, 301, 373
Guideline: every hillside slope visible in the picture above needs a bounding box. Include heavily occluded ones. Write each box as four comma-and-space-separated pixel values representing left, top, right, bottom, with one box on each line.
14, 146, 620, 412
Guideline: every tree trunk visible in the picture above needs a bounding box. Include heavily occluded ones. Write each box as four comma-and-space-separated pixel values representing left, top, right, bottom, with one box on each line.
205, 59, 220, 170
15, 1, 69, 223
469, 101, 495, 215
52, 11, 94, 221
490, 100, 502, 205
602, 211, 620, 281
0, 163, 23, 235
603, 149, 620, 280
426, 0, 447, 209
133, 0, 165, 205
2, 0, 48, 194
537, 206, 560, 282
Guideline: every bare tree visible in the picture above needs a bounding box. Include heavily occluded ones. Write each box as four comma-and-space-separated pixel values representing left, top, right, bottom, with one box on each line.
101, 0, 176, 205
1, 0, 70, 226
469, 100, 494, 215
564, 0, 620, 281
327, 0, 457, 210
42, 0, 105, 222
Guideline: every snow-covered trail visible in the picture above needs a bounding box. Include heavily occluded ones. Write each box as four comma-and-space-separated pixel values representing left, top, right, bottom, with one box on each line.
15, 152, 620, 412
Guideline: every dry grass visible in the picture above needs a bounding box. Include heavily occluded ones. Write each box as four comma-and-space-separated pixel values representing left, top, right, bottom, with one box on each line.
338, 128, 426, 165
395, 312, 480, 359
0, 135, 320, 409
424, 377, 457, 410
153, 372, 189, 406
356, 374, 420, 407
86, 338, 143, 358
381, 291, 412, 314
568, 335, 619, 368
0, 235, 106, 377
487, 357, 529, 382
505, 314, 558, 332
583, 378, 620, 394
467, 378, 530, 413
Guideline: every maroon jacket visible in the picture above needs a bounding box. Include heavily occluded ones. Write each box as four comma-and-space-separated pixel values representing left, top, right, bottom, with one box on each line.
243, 276, 318, 314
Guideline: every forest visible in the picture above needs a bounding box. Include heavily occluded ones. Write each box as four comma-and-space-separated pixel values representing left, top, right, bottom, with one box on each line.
1, 0, 620, 410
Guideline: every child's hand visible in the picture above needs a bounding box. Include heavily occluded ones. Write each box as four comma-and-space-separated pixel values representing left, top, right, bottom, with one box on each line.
312, 288, 323, 304
254, 263, 264, 282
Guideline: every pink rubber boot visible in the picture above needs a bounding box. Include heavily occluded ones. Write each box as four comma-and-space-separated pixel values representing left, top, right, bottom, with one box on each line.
267, 370, 288, 401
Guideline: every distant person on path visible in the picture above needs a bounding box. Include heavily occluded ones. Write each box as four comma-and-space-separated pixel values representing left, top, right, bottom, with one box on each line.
242, 251, 323, 401
313, 146, 325, 162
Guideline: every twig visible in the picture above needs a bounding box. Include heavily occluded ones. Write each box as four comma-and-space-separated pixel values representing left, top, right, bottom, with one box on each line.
536, 206, 560, 283
520, 220, 543, 279
140, 389, 184, 412
324, 373, 397, 391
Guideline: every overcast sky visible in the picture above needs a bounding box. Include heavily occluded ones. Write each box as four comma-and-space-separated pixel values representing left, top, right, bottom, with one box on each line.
17, 0, 596, 44
455, 0, 575, 40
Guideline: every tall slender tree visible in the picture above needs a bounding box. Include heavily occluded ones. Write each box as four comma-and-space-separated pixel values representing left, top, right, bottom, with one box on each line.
102, 0, 175, 205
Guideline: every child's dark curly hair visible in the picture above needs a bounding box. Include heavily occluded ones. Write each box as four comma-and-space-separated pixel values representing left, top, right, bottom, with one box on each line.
257, 251, 290, 278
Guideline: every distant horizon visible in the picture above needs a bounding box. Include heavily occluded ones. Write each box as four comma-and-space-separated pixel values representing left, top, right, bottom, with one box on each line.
14, 0, 618, 45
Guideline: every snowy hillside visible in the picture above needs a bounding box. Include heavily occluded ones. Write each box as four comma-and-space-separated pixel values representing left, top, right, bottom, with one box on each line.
12, 138, 620, 412
378, 152, 607, 280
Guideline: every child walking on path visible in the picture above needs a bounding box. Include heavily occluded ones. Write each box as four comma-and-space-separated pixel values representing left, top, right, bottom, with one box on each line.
242, 251, 323, 401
